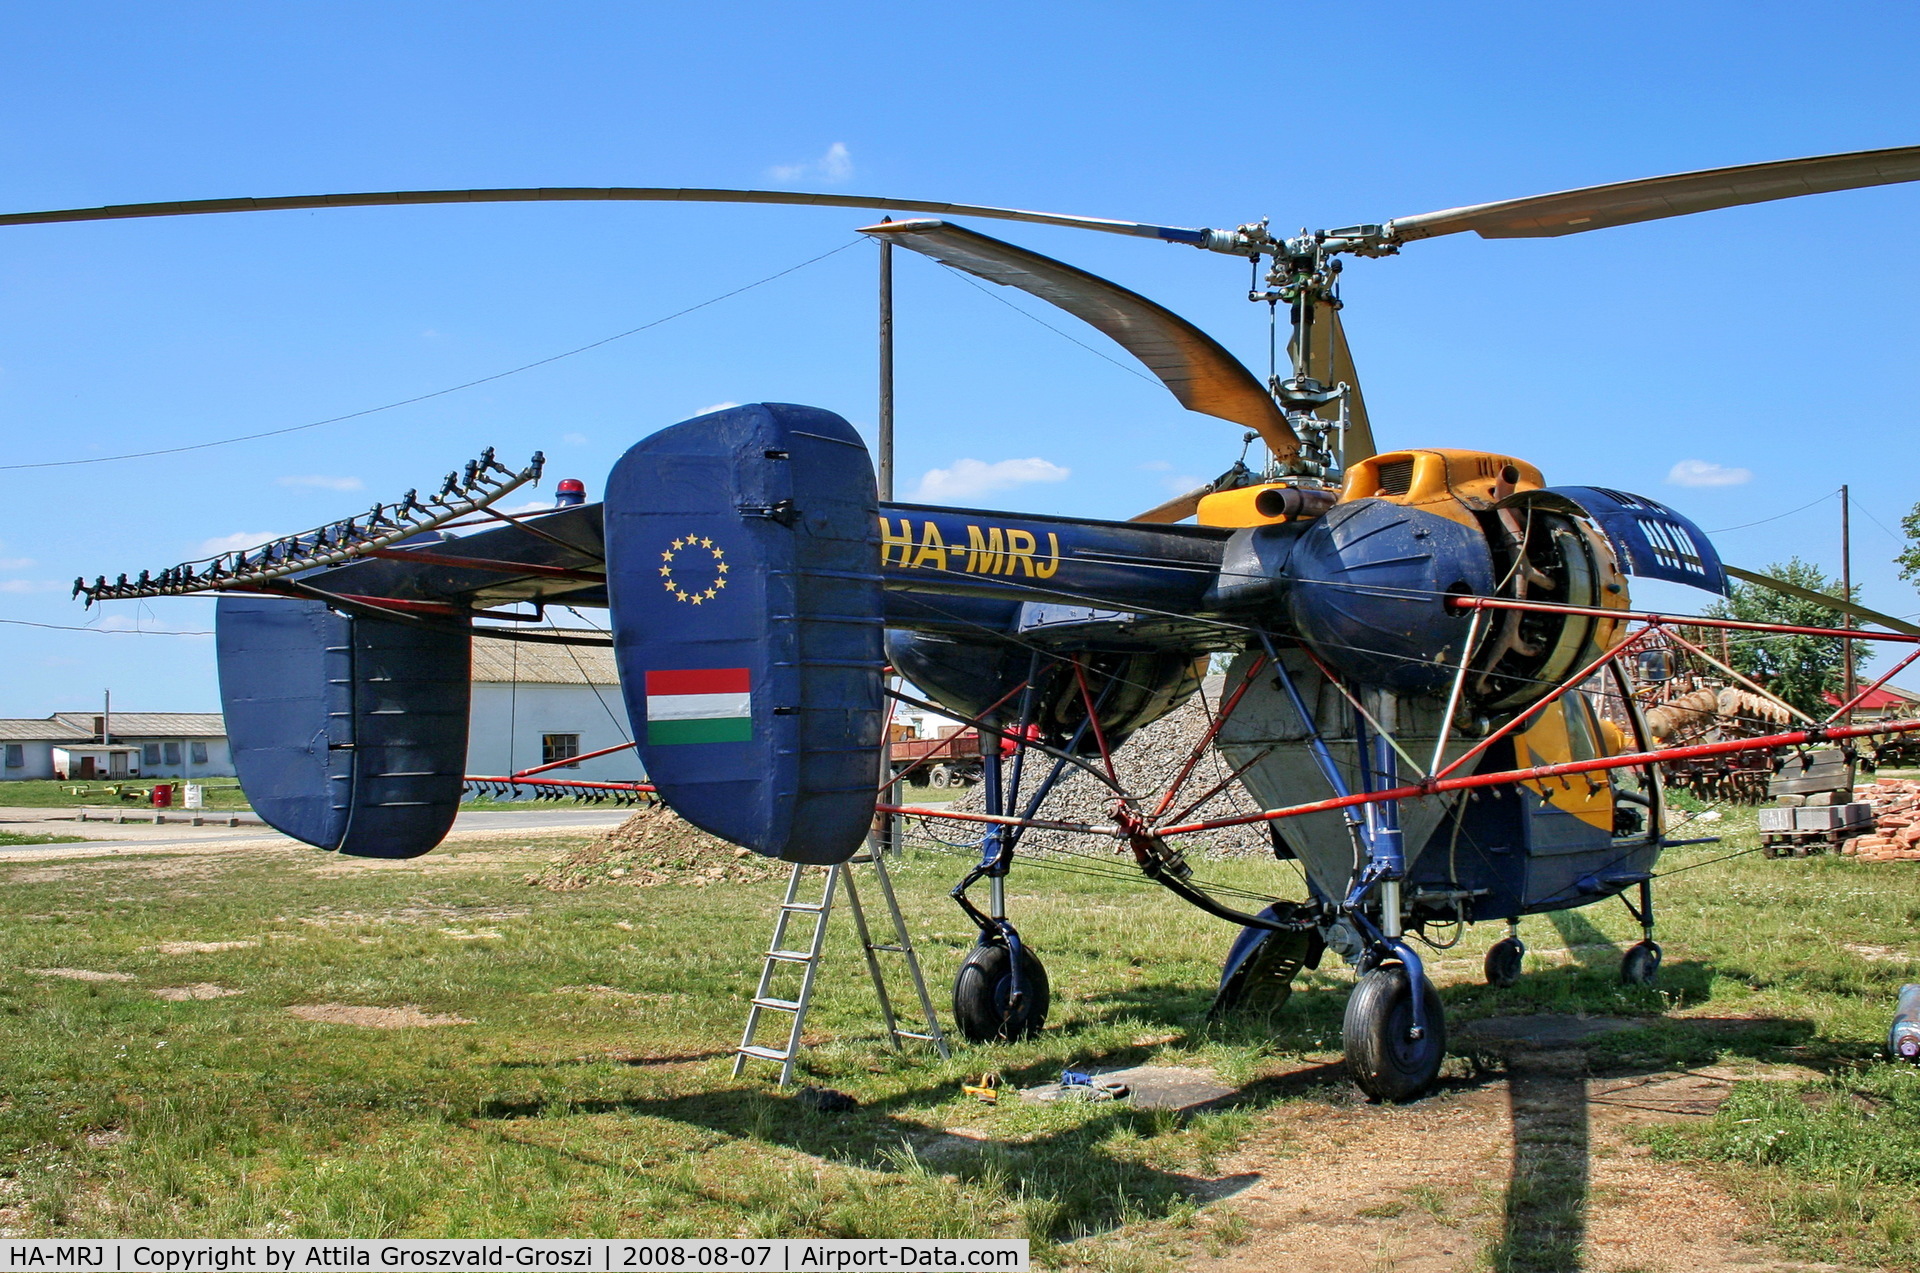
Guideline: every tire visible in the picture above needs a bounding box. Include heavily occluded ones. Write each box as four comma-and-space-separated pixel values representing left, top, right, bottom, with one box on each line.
928, 765, 952, 789
1484, 937, 1525, 989
1343, 964, 1446, 1103
952, 941, 1050, 1042
1620, 940, 1662, 986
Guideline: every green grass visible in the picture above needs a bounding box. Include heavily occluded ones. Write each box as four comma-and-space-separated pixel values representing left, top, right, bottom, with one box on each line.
0, 804, 1914, 1264
0, 831, 84, 846
1646, 1067, 1920, 1269
0, 779, 253, 810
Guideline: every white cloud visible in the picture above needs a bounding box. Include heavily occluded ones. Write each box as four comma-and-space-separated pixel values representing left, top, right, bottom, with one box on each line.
1163, 474, 1203, 494
277, 475, 364, 491
0, 579, 64, 593
1667, 459, 1753, 487
768, 142, 853, 184
911, 457, 1070, 503
0, 557, 34, 570
1137, 460, 1172, 472
198, 531, 282, 556
695, 401, 741, 417
561, 432, 589, 446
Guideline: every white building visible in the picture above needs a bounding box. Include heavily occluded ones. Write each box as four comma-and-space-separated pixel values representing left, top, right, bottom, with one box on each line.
2, 637, 642, 788
466, 635, 644, 783
0, 713, 232, 782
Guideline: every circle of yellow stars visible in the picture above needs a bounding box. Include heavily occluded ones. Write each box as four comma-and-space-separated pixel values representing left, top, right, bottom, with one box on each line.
659, 534, 728, 605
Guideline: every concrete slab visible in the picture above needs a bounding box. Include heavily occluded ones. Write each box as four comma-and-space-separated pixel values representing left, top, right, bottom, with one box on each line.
1021, 1064, 1238, 1111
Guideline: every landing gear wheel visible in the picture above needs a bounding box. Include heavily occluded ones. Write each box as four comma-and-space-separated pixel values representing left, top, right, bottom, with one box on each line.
1484, 937, 1525, 989
952, 941, 1050, 1042
1620, 940, 1662, 986
1343, 964, 1446, 1103
928, 764, 952, 789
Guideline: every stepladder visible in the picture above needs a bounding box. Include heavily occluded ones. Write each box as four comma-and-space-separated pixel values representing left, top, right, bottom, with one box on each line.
734, 850, 949, 1085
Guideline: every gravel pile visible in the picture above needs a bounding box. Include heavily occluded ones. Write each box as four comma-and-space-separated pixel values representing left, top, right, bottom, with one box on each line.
527, 805, 786, 890
933, 681, 1274, 858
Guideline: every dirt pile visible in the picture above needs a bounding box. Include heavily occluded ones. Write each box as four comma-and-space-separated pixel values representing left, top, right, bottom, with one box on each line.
1840, 778, 1920, 861
526, 805, 787, 890
940, 681, 1273, 858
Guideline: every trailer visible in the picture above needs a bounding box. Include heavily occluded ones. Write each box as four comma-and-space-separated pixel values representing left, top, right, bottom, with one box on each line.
890, 729, 985, 789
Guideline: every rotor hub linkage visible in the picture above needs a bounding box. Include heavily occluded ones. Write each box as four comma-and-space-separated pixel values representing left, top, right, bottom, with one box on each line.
74, 448, 545, 604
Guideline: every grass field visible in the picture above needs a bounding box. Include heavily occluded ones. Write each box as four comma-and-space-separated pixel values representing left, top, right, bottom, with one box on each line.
0, 807, 1914, 1268
0, 780, 253, 810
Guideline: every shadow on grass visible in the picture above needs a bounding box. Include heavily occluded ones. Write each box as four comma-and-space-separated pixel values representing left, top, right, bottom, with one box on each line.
474, 1073, 1265, 1240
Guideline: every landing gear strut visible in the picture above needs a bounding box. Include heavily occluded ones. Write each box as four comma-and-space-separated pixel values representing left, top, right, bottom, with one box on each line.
1620, 878, 1662, 986
949, 729, 1052, 1042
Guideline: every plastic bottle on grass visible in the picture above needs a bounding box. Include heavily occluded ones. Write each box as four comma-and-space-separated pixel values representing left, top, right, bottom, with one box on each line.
1892, 985, 1920, 1063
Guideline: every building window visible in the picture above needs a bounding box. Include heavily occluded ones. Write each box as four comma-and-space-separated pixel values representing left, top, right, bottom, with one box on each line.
541, 734, 581, 768
143, 743, 162, 766
4, 745, 22, 769
190, 741, 208, 765
163, 742, 181, 766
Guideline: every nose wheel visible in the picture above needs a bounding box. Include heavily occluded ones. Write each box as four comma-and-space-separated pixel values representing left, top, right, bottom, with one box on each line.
1621, 940, 1662, 985
1484, 922, 1525, 988
952, 939, 1051, 1042
1343, 962, 1447, 1102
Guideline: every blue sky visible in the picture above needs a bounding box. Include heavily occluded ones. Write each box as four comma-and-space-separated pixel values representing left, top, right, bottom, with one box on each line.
3, 1, 1919, 715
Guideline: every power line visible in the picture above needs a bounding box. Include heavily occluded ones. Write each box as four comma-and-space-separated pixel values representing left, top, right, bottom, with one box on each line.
931, 261, 1161, 387
0, 239, 863, 472
0, 617, 210, 635
1707, 489, 1837, 534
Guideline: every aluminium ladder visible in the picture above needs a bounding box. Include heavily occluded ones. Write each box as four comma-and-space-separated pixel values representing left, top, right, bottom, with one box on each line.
734, 850, 949, 1085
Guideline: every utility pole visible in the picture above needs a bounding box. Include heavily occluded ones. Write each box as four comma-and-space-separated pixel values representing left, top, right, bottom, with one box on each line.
1841, 484, 1854, 729
877, 233, 894, 502
876, 231, 898, 855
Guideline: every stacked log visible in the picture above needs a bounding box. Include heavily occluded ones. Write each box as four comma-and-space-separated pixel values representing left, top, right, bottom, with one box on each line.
1837, 778, 1920, 862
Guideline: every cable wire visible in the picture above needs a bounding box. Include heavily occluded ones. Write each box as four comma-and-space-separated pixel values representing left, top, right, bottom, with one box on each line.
0, 239, 863, 472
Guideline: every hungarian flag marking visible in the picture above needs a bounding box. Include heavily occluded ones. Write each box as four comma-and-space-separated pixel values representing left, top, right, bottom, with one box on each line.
645, 668, 752, 745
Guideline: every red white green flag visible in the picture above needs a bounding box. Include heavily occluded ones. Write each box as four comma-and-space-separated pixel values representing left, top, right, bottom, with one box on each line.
645, 668, 752, 745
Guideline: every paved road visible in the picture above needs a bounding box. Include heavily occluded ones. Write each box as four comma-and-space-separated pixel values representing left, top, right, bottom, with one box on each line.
0, 804, 633, 856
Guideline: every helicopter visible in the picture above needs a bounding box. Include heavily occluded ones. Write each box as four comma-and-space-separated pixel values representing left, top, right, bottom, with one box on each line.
38, 142, 1920, 1101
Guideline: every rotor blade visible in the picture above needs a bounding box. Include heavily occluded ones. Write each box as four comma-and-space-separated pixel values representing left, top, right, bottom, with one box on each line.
0, 184, 1214, 244
1390, 143, 1920, 241
1725, 565, 1920, 636
1129, 486, 1209, 524
868, 218, 1297, 458
1323, 305, 1375, 465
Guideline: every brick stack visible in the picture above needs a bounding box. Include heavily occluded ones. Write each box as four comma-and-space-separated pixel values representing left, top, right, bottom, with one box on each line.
1839, 779, 1920, 861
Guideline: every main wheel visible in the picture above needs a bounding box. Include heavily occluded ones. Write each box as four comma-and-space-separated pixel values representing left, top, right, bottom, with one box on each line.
1620, 940, 1662, 986
952, 941, 1050, 1042
1484, 937, 1525, 989
1343, 964, 1446, 1103
928, 764, 952, 789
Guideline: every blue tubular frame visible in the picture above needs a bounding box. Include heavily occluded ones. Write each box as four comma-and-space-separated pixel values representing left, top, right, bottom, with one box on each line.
950, 654, 1110, 1020
1258, 633, 1432, 1041
1257, 634, 1368, 866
